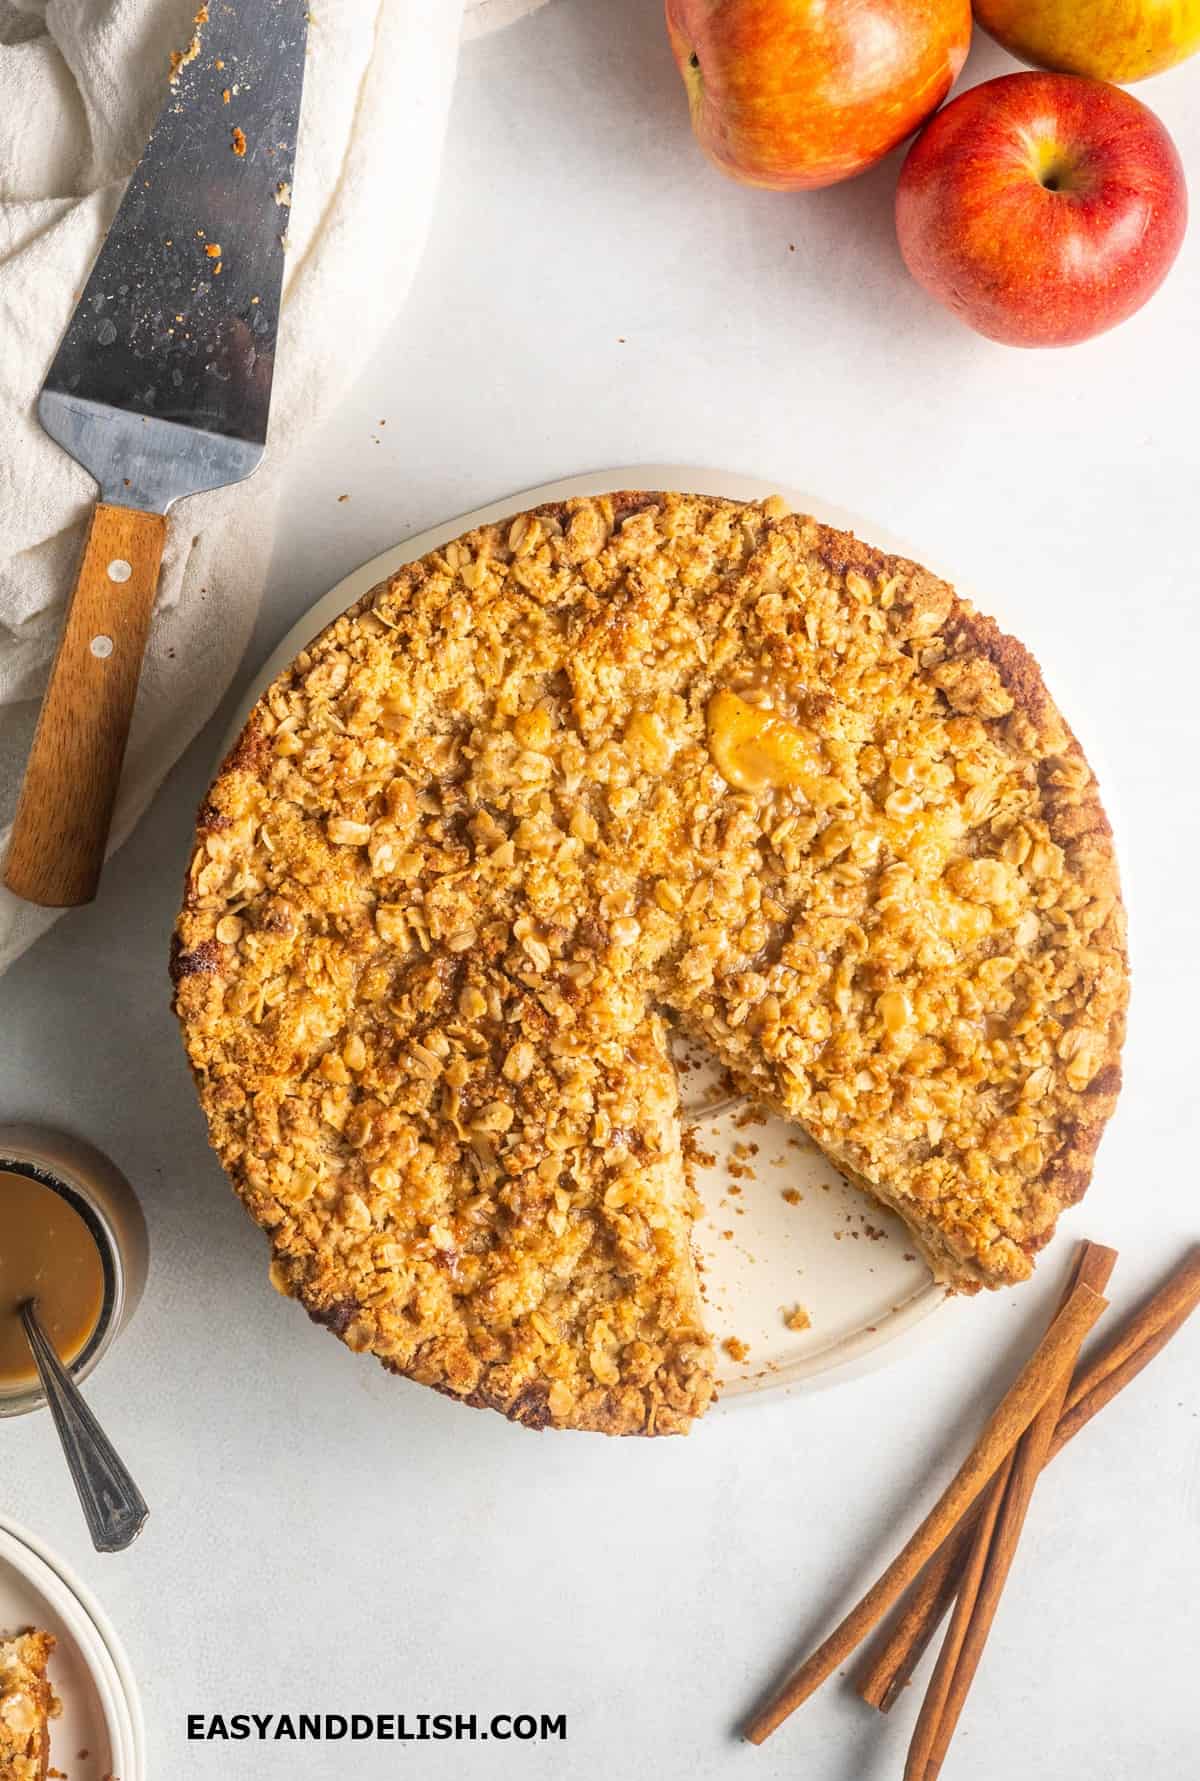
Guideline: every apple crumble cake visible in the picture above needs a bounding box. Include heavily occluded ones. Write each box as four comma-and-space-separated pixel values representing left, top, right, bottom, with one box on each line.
172, 493, 1127, 1435
0, 1629, 57, 1781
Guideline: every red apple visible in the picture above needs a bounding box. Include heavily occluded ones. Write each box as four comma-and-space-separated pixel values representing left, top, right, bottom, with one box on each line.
665, 0, 971, 191
896, 73, 1187, 346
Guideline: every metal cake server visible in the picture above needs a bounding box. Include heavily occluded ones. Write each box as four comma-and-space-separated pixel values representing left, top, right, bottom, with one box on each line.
4, 0, 309, 908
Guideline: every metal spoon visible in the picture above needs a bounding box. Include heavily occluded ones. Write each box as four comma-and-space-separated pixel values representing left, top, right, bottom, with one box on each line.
19, 1299, 148, 1553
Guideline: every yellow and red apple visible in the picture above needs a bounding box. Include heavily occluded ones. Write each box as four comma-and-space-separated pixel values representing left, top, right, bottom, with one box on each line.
974, 0, 1200, 85
895, 72, 1187, 346
665, 0, 972, 190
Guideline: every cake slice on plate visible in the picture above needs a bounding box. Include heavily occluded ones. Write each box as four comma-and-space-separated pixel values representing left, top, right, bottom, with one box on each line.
0, 1629, 58, 1781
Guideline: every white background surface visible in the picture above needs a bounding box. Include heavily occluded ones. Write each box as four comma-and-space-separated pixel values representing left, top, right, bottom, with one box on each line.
1, 3, 1198, 1778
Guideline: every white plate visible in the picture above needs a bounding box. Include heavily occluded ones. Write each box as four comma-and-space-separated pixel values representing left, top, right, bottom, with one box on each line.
224, 463, 1120, 1399
0, 1515, 143, 1781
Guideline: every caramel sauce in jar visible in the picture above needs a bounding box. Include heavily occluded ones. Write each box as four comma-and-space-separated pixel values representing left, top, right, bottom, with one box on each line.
0, 1169, 106, 1389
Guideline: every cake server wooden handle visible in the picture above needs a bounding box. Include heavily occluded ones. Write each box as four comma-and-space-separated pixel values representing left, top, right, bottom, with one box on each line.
4, 502, 167, 908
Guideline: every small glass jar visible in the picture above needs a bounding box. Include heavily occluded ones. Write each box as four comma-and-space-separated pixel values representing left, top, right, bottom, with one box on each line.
0, 1124, 148, 1419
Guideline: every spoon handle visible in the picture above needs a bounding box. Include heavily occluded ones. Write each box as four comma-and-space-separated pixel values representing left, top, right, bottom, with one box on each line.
20, 1301, 148, 1553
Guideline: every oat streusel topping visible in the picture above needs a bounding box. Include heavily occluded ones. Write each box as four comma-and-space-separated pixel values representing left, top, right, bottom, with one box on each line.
0, 1629, 58, 1781
172, 493, 1127, 1435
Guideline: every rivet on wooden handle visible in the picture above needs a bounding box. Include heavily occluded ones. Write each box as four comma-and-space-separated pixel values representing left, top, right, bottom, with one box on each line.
4, 501, 167, 907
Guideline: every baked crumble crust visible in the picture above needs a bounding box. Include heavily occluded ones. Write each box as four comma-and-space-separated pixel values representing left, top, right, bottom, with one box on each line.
0, 1629, 57, 1781
172, 492, 1127, 1434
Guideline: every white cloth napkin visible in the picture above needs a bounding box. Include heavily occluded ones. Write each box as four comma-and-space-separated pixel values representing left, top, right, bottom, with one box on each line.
0, 0, 547, 973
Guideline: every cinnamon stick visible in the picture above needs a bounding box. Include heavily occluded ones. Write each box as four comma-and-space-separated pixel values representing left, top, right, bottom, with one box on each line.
856, 1512, 971, 1711
909, 1241, 1118, 1778
901, 1458, 1012, 1781
858, 1244, 1200, 1714
1051, 1245, 1200, 1454
858, 1245, 1112, 1715
863, 1462, 1072, 1715
742, 1278, 1107, 1745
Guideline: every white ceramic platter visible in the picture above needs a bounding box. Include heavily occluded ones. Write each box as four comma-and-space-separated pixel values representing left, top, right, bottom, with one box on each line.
0, 1514, 143, 1781
223, 465, 1122, 1399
